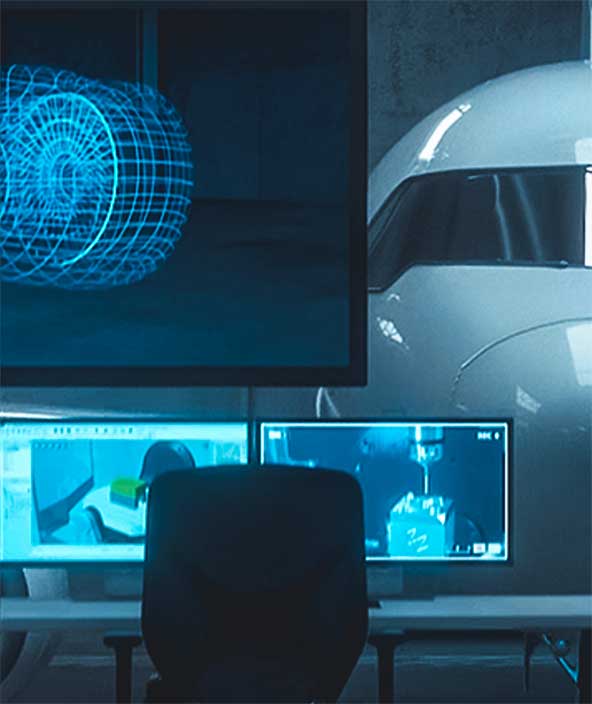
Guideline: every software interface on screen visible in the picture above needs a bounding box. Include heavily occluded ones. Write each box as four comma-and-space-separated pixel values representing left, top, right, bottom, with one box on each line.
260, 421, 510, 561
0, 420, 248, 562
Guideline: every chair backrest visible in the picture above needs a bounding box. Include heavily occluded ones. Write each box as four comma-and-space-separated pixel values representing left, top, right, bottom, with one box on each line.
142, 464, 368, 702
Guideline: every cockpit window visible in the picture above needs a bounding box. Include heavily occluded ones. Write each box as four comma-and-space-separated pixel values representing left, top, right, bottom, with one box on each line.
368, 166, 587, 291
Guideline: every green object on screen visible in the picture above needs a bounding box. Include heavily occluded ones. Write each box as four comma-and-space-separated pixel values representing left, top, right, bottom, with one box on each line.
110, 477, 147, 508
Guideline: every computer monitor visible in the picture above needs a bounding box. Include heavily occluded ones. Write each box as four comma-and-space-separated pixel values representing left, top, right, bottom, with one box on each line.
0, 419, 248, 563
259, 420, 510, 562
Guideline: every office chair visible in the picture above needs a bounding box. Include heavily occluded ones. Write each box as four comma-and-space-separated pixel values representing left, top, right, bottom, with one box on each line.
105, 464, 368, 703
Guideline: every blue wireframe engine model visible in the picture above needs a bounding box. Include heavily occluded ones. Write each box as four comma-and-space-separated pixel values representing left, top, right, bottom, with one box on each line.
0, 65, 193, 289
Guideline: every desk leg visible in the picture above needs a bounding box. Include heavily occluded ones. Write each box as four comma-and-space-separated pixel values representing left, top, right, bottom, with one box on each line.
578, 629, 591, 704
114, 646, 133, 704
377, 642, 395, 704
104, 633, 142, 704
370, 636, 404, 704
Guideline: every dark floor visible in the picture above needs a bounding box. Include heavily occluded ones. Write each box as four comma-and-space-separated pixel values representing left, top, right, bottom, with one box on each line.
10, 632, 577, 704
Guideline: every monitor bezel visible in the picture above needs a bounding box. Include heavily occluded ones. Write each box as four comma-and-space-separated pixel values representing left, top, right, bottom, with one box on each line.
0, 415, 252, 566
0, 0, 368, 387
256, 416, 513, 566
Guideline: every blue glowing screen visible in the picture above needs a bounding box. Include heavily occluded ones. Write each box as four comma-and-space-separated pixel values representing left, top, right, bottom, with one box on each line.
261, 421, 510, 561
0, 65, 193, 289
0, 5, 360, 378
0, 420, 248, 562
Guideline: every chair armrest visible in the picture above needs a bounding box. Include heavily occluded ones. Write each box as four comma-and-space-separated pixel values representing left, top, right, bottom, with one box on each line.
104, 631, 143, 704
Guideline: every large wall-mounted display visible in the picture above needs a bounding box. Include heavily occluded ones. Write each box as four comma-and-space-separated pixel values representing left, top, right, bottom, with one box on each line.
0, 1, 367, 386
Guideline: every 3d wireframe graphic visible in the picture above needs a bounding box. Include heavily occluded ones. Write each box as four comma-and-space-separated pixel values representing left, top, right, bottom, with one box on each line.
0, 65, 193, 289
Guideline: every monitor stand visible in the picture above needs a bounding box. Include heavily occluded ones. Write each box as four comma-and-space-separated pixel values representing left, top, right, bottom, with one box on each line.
68, 567, 143, 600
368, 566, 439, 601
103, 568, 143, 599
368, 565, 404, 601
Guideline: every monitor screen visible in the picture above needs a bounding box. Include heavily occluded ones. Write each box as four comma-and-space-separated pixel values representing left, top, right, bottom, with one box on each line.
259, 420, 510, 562
0, 419, 248, 562
0, 0, 367, 386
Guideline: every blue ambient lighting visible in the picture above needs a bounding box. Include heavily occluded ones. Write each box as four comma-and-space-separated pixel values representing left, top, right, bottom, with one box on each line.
0, 65, 193, 289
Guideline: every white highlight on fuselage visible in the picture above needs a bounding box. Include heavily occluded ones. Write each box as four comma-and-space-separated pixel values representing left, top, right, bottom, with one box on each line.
418, 103, 471, 162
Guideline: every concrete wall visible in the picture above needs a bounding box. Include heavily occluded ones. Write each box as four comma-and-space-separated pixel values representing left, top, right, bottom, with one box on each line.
368, 0, 583, 170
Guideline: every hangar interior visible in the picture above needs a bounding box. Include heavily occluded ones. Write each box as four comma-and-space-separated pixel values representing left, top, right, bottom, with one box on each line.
0, 1, 591, 703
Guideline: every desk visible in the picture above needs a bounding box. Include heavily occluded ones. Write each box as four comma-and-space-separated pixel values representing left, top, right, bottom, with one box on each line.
1, 595, 591, 702
0, 598, 141, 632
370, 595, 592, 704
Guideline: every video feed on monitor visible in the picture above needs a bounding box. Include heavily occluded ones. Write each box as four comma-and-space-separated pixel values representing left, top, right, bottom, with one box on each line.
0, 1, 365, 385
260, 421, 509, 561
0, 421, 248, 562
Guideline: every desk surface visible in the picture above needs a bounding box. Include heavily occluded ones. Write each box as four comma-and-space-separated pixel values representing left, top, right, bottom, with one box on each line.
372, 594, 592, 632
1, 595, 591, 633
